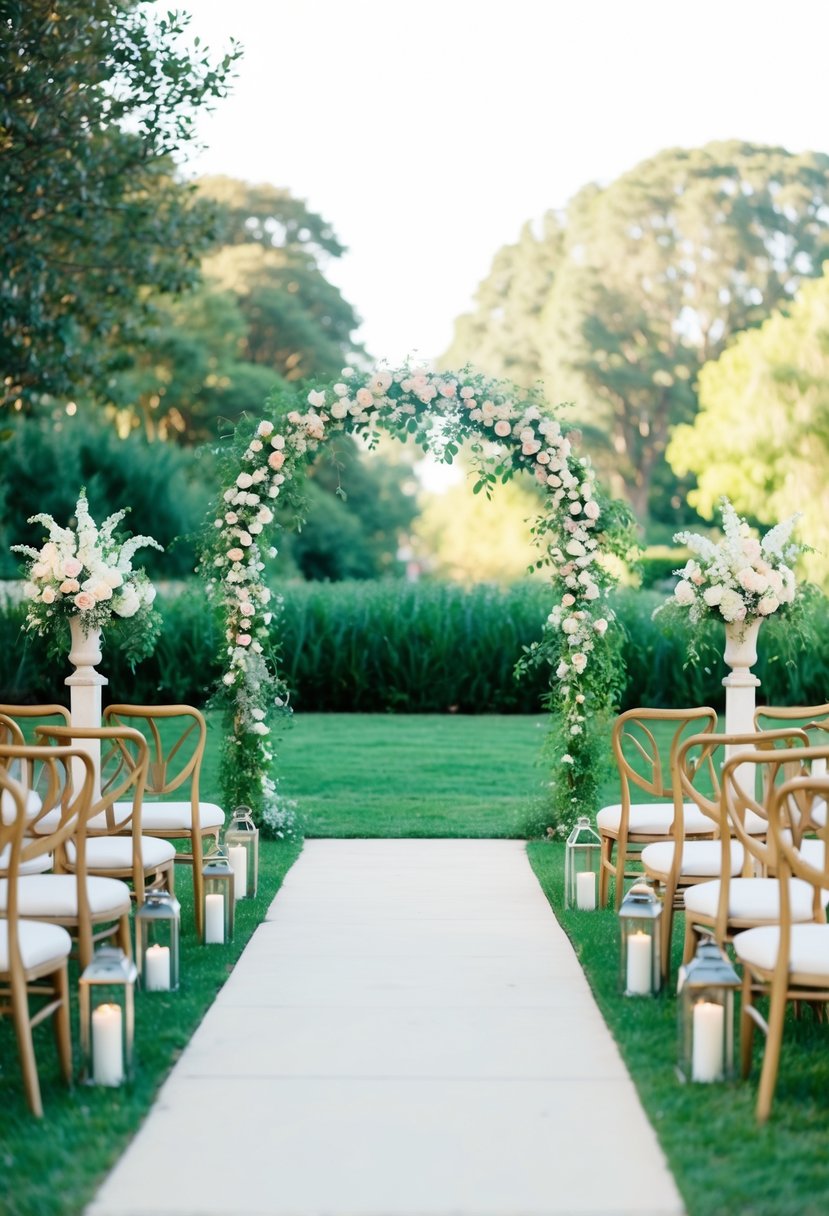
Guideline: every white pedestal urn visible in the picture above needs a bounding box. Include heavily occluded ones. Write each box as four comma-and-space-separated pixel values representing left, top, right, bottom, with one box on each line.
722, 616, 762, 794
65, 614, 107, 802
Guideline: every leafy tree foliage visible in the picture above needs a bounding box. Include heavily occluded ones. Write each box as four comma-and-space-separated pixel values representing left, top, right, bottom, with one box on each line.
198, 177, 364, 383
282, 436, 419, 580
446, 142, 829, 527
0, 412, 213, 577
0, 0, 240, 408
668, 264, 829, 586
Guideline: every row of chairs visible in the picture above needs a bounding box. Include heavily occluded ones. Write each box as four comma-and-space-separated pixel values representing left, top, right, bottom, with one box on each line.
595, 701, 829, 1121
0, 703, 224, 1116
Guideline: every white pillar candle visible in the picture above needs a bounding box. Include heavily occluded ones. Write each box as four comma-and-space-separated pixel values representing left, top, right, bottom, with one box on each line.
144, 943, 171, 991
204, 893, 225, 944
228, 845, 248, 900
626, 931, 652, 995
576, 870, 596, 910
92, 1003, 124, 1086
692, 1000, 725, 1082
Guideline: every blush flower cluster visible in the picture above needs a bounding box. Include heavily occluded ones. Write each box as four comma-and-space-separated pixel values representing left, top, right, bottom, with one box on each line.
672, 499, 800, 626
13, 490, 162, 657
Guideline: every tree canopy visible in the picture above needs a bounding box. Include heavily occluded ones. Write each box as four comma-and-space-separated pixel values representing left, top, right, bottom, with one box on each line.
667, 263, 829, 586
0, 0, 240, 409
445, 142, 829, 528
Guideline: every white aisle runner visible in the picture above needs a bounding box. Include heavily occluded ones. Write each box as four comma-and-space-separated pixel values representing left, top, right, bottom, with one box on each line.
87, 840, 683, 1216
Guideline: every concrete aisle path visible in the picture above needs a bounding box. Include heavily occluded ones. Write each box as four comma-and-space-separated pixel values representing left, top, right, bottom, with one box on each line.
87, 840, 684, 1216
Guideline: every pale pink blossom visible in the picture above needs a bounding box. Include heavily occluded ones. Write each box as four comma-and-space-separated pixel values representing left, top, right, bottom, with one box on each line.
307, 389, 327, 408
494, 420, 511, 438
61, 557, 83, 578
60, 578, 80, 594
674, 580, 696, 607
257, 421, 274, 438
269, 450, 285, 471
74, 592, 96, 611
356, 387, 374, 408
227, 548, 244, 563
236, 634, 251, 647
571, 653, 588, 674
41, 586, 56, 604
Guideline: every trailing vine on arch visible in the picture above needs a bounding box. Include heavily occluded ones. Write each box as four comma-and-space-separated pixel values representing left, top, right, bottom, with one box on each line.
200, 363, 634, 837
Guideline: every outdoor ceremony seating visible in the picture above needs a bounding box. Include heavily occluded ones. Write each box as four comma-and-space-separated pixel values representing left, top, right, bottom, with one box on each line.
680, 733, 824, 973
0, 745, 91, 1115
34, 724, 176, 906
734, 765, 829, 1122
0, 738, 132, 970
597, 706, 717, 910
102, 705, 224, 935
639, 728, 800, 984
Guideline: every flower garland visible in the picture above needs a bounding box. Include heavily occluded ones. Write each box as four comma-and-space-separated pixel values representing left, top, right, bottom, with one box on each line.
12, 490, 162, 665
201, 363, 634, 835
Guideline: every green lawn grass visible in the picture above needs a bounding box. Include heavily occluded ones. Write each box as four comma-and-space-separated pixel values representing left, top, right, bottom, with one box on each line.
274, 712, 553, 837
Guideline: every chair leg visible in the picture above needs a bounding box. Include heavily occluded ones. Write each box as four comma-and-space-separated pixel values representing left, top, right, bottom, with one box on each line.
682, 915, 699, 966
599, 836, 611, 908
613, 841, 627, 911
740, 969, 755, 1080
118, 913, 133, 961
192, 829, 204, 939
756, 979, 787, 1124
661, 894, 675, 989
11, 979, 43, 1118
53, 964, 73, 1087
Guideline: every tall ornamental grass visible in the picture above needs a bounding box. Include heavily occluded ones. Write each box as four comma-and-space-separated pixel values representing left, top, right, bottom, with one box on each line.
0, 580, 825, 712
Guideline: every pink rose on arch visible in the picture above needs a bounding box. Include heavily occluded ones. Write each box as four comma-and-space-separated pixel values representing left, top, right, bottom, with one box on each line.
74, 592, 96, 612
236, 634, 252, 647
61, 557, 83, 578
356, 387, 374, 408
227, 548, 244, 563
494, 420, 511, 438
240, 602, 255, 617
269, 450, 285, 471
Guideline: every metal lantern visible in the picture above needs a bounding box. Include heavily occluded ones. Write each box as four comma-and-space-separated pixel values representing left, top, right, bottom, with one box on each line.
79, 946, 137, 1086
135, 890, 181, 992
202, 846, 235, 944
565, 816, 601, 910
677, 935, 741, 1083
224, 805, 259, 900
618, 882, 662, 996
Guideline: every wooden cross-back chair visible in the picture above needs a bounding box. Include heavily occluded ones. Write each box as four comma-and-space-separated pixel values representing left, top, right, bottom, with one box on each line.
102, 705, 224, 935
597, 706, 718, 910
0, 745, 91, 1115
34, 724, 174, 905
0, 706, 70, 825
0, 735, 132, 969
733, 764, 829, 1122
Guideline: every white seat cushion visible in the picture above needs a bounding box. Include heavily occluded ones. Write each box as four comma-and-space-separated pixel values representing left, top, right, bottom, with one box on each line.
66, 836, 176, 870
735, 923, 829, 976
114, 801, 224, 832
596, 802, 714, 836
642, 839, 744, 878
0, 845, 53, 875
1, 787, 43, 825
0, 919, 72, 972
0, 874, 131, 917
684, 877, 827, 921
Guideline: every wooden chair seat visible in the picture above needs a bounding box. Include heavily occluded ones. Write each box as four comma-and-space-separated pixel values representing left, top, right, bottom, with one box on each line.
66, 836, 175, 871
684, 876, 827, 923
0, 846, 53, 875
0, 873, 132, 919
735, 922, 829, 976
596, 801, 713, 836
0, 920, 72, 972
114, 799, 224, 832
643, 838, 744, 879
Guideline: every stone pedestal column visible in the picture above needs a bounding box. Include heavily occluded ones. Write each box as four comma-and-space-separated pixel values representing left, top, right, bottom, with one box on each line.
65, 615, 107, 802
722, 617, 762, 793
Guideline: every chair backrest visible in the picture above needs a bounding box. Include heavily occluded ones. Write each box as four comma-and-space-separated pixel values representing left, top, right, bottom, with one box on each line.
722, 742, 828, 874
35, 725, 149, 834
0, 744, 94, 929
102, 705, 207, 801
755, 703, 829, 749
765, 772, 829, 947
612, 707, 718, 804
0, 705, 71, 743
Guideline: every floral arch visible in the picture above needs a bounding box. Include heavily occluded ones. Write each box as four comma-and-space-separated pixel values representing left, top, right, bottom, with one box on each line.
201, 363, 632, 836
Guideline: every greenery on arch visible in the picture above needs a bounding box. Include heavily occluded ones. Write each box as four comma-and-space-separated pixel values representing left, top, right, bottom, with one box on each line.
200, 363, 635, 836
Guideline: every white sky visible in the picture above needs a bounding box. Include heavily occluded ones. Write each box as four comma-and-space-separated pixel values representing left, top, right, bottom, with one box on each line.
179, 0, 829, 367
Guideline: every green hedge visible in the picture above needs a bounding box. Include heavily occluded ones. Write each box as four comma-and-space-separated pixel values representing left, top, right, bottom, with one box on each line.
0, 580, 826, 713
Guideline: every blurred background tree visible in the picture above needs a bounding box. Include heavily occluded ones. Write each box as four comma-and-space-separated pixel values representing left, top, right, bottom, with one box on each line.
445, 142, 829, 537
668, 263, 829, 586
